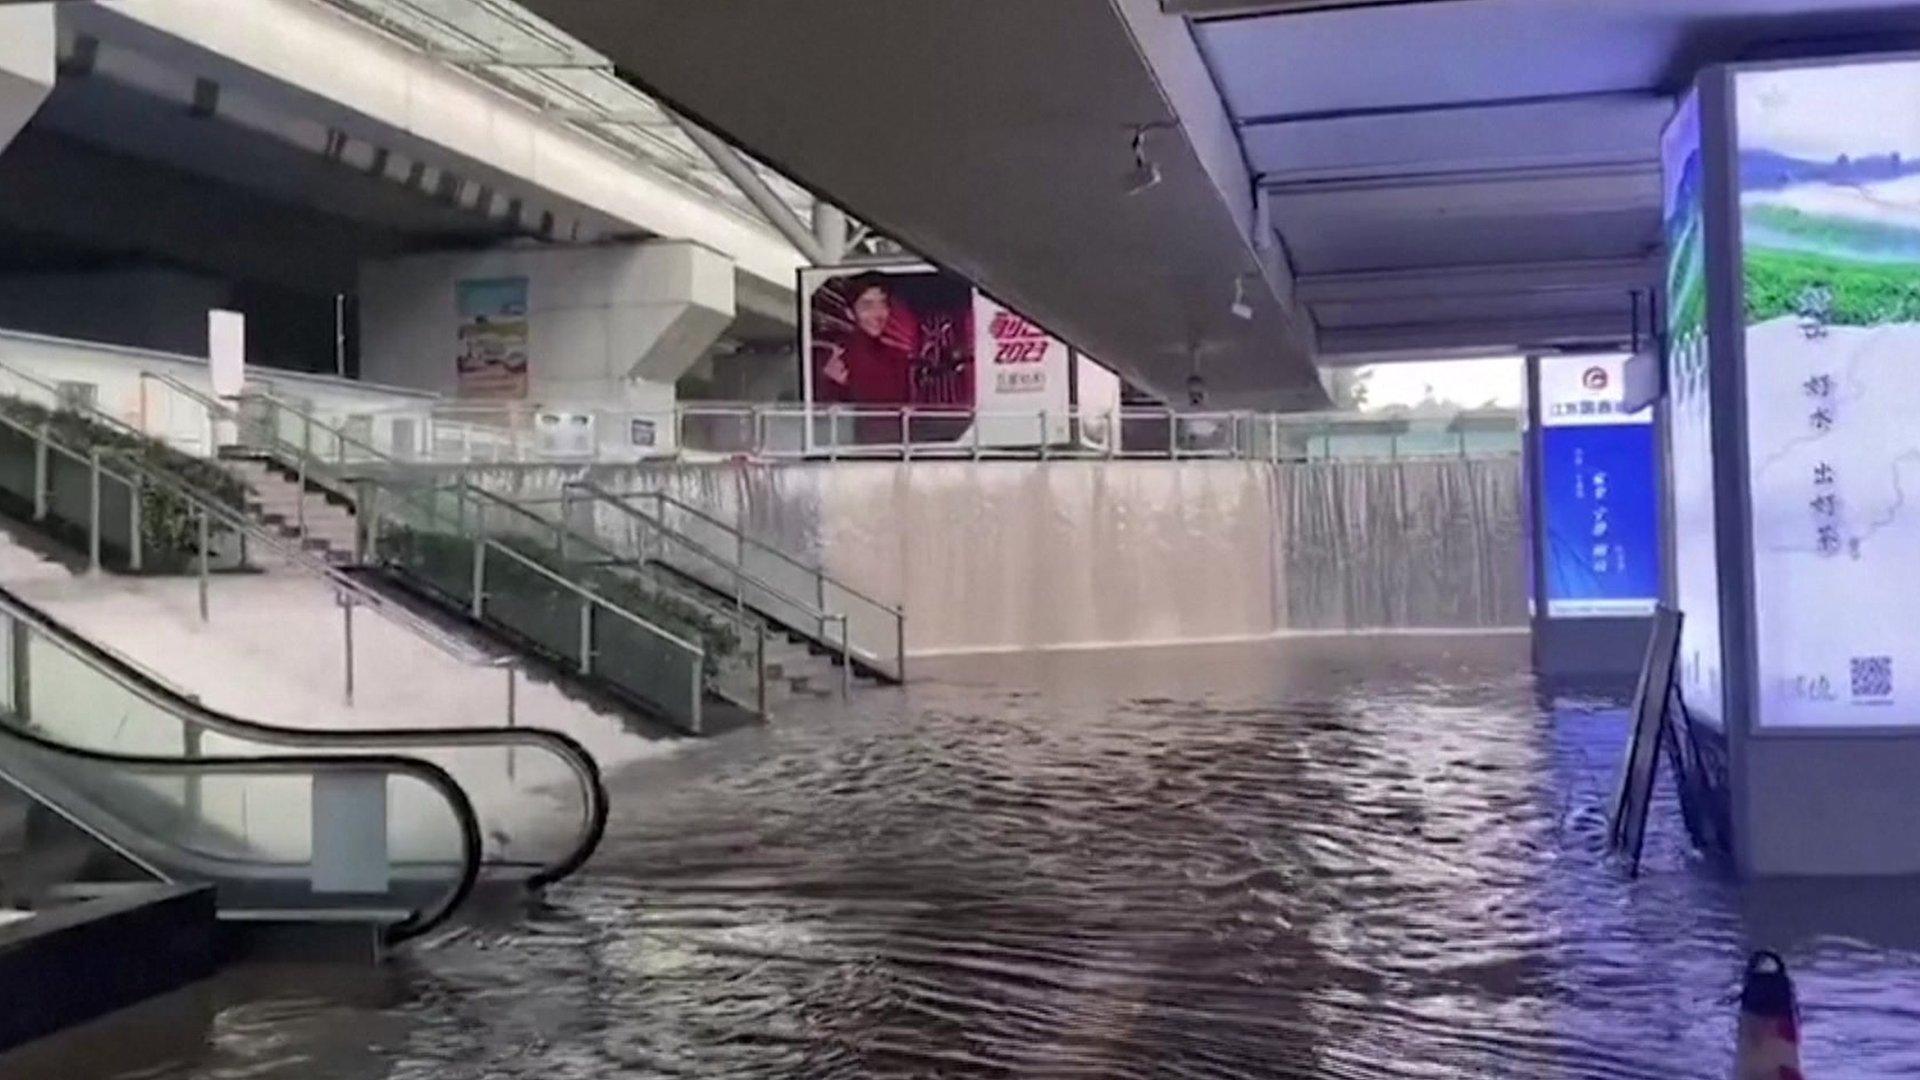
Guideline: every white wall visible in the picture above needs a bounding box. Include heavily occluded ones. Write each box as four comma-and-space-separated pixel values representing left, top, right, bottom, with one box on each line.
0, 327, 435, 457
0, 4, 52, 155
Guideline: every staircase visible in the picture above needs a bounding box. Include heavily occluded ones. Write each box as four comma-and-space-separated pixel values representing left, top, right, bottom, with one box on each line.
225, 457, 358, 564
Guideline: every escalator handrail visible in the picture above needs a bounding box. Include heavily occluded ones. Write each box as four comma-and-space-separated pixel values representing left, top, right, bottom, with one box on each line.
0, 582, 608, 890
0, 709, 482, 944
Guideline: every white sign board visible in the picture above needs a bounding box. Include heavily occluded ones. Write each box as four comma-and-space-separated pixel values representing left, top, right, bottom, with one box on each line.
972, 294, 1071, 446
208, 309, 247, 398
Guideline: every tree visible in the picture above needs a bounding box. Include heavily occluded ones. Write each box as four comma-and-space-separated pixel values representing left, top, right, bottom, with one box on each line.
1322, 366, 1373, 411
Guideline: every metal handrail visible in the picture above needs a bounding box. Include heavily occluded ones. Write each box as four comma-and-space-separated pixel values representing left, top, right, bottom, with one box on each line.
601, 486, 901, 616
0, 381, 509, 672
114, 450, 507, 670
0, 590, 484, 942
0, 719, 482, 944
582, 485, 905, 680
559, 483, 886, 687
234, 392, 715, 656
425, 480, 732, 657
565, 482, 834, 626
0, 573, 608, 892
0, 359, 155, 445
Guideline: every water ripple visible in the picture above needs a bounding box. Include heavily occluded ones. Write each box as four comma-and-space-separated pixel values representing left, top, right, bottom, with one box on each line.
14, 635, 1920, 1078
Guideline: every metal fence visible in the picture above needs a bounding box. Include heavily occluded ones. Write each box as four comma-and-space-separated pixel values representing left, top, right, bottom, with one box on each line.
338, 401, 1525, 466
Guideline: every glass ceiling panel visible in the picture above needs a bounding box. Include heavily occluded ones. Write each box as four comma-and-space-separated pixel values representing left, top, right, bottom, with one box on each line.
317, 0, 816, 229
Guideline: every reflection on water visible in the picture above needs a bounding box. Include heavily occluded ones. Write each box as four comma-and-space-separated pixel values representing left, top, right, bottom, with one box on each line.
13, 635, 1920, 1078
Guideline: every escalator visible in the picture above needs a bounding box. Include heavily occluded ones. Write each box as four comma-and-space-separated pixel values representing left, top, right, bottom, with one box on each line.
0, 583, 608, 944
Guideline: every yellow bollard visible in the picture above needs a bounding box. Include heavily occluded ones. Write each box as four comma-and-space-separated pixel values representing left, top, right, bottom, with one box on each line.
1734, 951, 1803, 1080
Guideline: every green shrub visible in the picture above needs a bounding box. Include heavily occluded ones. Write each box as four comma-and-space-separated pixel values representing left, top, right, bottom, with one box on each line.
0, 395, 250, 571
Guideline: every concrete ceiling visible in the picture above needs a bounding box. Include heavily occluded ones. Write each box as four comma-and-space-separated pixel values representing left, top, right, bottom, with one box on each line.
518, 0, 1328, 410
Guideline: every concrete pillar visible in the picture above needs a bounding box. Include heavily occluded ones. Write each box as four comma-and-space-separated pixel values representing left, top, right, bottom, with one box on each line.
0, 4, 54, 156
358, 240, 736, 454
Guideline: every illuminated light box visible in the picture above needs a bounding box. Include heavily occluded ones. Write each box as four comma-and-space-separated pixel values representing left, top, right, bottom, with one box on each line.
1673, 53, 1920, 876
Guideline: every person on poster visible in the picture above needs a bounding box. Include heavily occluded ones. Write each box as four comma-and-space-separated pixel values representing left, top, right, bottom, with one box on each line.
816, 273, 914, 407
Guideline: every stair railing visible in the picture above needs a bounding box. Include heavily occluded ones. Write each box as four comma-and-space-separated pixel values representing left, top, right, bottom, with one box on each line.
584, 485, 905, 684
232, 390, 764, 731
553, 481, 860, 695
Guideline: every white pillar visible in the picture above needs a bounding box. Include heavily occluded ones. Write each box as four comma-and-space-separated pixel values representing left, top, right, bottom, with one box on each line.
0, 4, 54, 156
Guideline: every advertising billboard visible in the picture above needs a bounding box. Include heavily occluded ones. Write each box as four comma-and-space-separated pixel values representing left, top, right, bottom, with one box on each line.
454, 277, 530, 400
799, 264, 1076, 448
1736, 59, 1920, 728
1663, 88, 1725, 724
1537, 355, 1661, 619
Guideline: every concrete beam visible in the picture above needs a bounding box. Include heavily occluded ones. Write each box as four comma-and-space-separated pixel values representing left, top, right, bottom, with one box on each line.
518, 0, 1326, 409
1317, 311, 1631, 364
1295, 256, 1661, 306
82, 0, 808, 290
1162, 0, 1468, 18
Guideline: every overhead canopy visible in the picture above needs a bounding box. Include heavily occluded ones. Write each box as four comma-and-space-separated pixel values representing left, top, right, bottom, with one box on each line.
1176, 0, 1920, 364
519, 0, 1327, 409
499, 0, 1920, 399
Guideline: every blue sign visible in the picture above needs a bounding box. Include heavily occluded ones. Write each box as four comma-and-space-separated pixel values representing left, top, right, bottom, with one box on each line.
1541, 423, 1661, 618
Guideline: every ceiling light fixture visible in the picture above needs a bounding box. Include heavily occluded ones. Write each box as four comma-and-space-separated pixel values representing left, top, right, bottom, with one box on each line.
1125, 126, 1162, 196
1230, 276, 1254, 321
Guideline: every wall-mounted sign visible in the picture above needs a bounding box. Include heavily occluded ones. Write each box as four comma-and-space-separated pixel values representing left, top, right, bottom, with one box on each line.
535, 411, 594, 457
455, 277, 529, 400
629, 417, 657, 448
1538, 355, 1660, 619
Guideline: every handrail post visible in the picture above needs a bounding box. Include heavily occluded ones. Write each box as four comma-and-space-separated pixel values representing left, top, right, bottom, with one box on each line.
839, 616, 852, 699
87, 448, 102, 573
9, 614, 31, 721
470, 505, 488, 620
1039, 410, 1050, 460
197, 506, 211, 623
342, 596, 356, 705
756, 622, 768, 719
31, 423, 47, 522
296, 424, 309, 544
577, 598, 594, 676
128, 474, 143, 573
355, 480, 375, 564
1168, 412, 1179, 460
815, 571, 827, 640
901, 406, 914, 462
827, 405, 840, 462
895, 607, 906, 684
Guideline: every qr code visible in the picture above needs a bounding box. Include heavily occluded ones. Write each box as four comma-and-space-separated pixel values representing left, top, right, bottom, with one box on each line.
1851, 656, 1894, 699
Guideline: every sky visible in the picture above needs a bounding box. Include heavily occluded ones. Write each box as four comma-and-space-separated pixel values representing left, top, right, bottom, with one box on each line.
1354, 355, 1524, 411
1739, 60, 1920, 160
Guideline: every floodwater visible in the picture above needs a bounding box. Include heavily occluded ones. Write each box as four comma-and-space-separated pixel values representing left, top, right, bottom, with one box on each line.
13, 634, 1920, 1079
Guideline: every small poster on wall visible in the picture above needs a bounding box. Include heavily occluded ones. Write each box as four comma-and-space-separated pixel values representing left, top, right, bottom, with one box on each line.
455, 277, 530, 400
536, 411, 595, 457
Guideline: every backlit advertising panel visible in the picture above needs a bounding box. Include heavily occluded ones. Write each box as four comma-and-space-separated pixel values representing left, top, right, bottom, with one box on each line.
1537, 355, 1660, 619
1736, 59, 1920, 728
1663, 88, 1724, 724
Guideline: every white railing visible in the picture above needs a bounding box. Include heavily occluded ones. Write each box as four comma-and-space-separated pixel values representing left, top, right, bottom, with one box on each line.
347, 401, 1523, 466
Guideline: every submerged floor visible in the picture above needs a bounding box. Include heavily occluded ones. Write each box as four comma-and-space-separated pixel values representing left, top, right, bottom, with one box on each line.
10, 634, 1920, 1078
